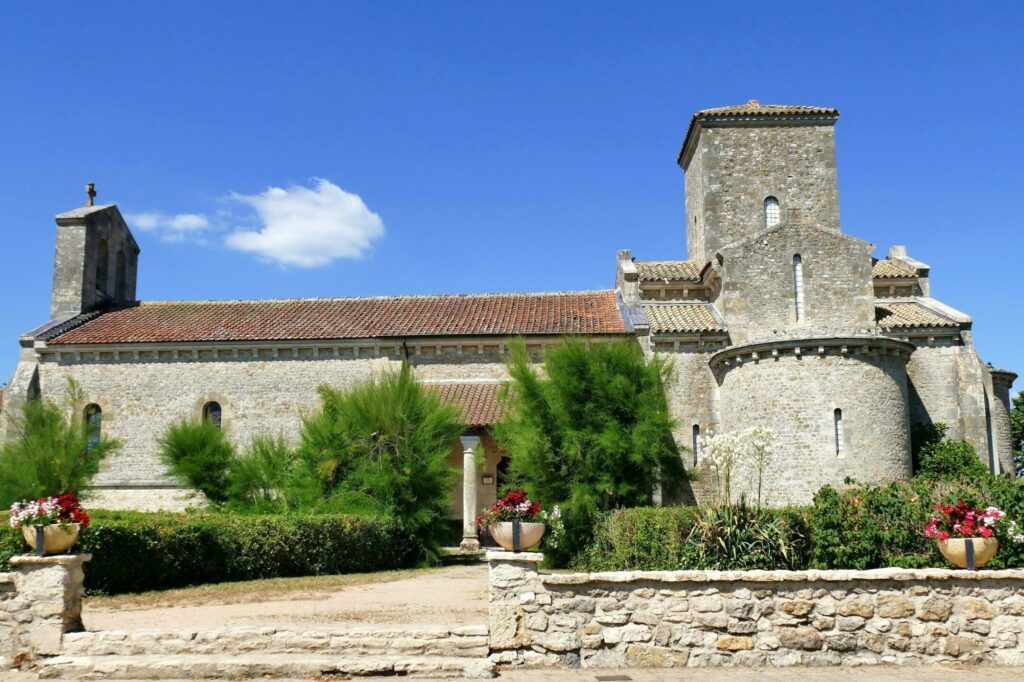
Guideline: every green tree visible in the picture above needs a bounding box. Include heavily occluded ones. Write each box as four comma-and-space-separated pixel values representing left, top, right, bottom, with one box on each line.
0, 378, 121, 506
226, 434, 322, 513
158, 419, 236, 504
494, 337, 686, 565
297, 364, 463, 563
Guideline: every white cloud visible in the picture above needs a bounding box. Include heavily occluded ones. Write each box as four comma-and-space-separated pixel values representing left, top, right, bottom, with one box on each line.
224, 179, 384, 268
127, 211, 212, 242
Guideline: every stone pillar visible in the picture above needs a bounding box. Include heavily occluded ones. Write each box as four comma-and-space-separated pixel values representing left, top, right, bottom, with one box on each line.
487, 550, 544, 654
8, 554, 90, 658
460, 435, 482, 551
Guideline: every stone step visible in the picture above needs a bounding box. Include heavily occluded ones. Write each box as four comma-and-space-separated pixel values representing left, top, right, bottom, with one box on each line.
37, 653, 496, 679
62, 626, 490, 658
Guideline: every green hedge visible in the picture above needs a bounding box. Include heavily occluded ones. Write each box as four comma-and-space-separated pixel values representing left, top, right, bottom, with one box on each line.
0, 511, 417, 595
575, 475, 1024, 572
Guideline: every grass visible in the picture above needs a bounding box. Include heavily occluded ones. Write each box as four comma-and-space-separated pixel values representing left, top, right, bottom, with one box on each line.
85, 566, 436, 610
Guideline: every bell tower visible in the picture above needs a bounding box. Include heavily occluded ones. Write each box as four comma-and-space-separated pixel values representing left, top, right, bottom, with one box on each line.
50, 184, 140, 319
678, 101, 841, 264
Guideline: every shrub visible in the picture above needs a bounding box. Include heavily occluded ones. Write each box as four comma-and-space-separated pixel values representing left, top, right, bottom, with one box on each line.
917, 439, 989, 480
226, 435, 322, 513
494, 337, 686, 566
158, 419, 236, 504
576, 504, 809, 571
0, 379, 121, 506
0, 511, 417, 595
297, 364, 463, 564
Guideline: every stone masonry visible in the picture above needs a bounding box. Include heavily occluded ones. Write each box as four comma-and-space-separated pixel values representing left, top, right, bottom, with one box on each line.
488, 552, 1024, 669
0, 554, 90, 668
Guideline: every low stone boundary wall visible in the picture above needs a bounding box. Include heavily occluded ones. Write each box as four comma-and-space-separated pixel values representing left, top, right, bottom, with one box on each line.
487, 551, 1024, 668
0, 554, 90, 667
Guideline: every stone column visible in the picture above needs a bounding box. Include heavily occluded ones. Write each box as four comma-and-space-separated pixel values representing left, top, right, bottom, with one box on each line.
460, 435, 482, 551
8, 554, 91, 658
487, 550, 545, 655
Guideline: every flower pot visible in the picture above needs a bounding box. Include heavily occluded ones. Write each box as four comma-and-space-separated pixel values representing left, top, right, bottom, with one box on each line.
22, 524, 81, 555
936, 537, 999, 569
489, 521, 545, 552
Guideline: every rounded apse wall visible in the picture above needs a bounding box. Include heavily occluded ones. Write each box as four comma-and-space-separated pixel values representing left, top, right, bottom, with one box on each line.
709, 337, 913, 506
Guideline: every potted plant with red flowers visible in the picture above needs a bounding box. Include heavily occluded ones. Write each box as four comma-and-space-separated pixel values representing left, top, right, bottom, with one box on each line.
9, 493, 90, 556
476, 489, 546, 552
924, 499, 1007, 569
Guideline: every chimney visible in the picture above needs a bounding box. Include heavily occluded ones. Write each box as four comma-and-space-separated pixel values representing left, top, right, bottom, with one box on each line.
888, 245, 907, 259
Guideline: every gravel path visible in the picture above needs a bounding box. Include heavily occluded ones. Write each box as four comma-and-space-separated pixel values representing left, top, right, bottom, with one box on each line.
83, 564, 488, 631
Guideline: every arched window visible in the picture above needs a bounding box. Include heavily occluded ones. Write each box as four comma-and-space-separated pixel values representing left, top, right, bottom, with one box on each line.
84, 404, 102, 450
764, 196, 780, 228
95, 239, 109, 294
834, 408, 844, 457
114, 250, 127, 299
202, 401, 222, 429
692, 424, 702, 466
792, 254, 805, 321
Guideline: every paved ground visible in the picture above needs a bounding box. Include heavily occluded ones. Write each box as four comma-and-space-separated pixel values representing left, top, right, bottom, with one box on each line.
83, 564, 488, 630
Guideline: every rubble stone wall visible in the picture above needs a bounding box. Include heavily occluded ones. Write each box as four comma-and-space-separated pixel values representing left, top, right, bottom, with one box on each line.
488, 552, 1024, 669
1, 555, 89, 667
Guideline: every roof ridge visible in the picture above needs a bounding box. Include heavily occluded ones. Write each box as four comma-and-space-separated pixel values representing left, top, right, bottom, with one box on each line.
131, 289, 617, 306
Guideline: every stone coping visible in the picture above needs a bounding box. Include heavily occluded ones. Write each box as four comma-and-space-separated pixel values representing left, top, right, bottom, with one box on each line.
486, 550, 544, 563
70, 624, 490, 638
539, 567, 1024, 585
0, 572, 14, 583
9, 553, 92, 566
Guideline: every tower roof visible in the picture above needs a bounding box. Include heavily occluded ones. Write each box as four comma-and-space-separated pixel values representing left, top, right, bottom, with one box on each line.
677, 100, 839, 167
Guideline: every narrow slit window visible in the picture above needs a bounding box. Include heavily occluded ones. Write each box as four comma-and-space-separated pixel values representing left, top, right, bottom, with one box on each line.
203, 401, 222, 430
834, 408, 844, 456
793, 254, 805, 321
114, 250, 127, 299
692, 424, 702, 465
764, 196, 780, 227
84, 404, 102, 450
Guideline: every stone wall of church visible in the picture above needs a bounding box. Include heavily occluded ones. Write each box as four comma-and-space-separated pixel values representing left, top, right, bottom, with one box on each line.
684, 124, 841, 264
713, 342, 912, 506
29, 347, 519, 511
714, 223, 875, 345
651, 345, 718, 505
903, 340, 996, 469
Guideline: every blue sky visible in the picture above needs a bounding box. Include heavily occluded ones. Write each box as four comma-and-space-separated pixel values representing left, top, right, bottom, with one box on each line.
0, 2, 1021, 384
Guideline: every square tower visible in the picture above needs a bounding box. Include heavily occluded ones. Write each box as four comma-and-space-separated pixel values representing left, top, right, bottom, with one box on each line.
51, 201, 140, 319
678, 101, 841, 264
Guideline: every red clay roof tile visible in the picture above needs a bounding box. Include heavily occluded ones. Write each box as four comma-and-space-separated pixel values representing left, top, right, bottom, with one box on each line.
48, 291, 627, 345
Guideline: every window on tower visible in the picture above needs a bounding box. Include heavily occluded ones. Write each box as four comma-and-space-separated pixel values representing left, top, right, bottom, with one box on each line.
834, 408, 844, 457
203, 401, 223, 430
692, 424, 702, 466
764, 196, 781, 228
793, 254, 805, 321
95, 239, 109, 294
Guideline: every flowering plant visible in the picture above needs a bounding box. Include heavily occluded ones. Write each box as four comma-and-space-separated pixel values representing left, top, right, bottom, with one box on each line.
923, 499, 1007, 540
475, 489, 542, 531
9, 493, 90, 530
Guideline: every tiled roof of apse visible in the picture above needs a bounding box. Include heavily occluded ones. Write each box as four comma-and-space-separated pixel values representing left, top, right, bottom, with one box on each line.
642, 303, 724, 334
872, 259, 918, 279
875, 302, 959, 330
634, 261, 703, 283
47, 291, 628, 345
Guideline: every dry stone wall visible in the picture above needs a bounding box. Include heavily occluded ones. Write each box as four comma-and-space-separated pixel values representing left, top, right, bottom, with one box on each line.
1, 554, 89, 667
488, 552, 1024, 669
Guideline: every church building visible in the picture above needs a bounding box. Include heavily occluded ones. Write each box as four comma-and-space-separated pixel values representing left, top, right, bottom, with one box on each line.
2, 103, 1016, 538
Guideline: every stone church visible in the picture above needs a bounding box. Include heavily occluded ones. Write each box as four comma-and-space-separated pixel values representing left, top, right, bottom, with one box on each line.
2, 102, 1017, 536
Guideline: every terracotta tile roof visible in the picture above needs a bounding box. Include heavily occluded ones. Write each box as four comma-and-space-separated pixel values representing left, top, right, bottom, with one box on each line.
679, 100, 839, 165
873, 259, 917, 279
642, 303, 724, 334
426, 382, 508, 428
876, 302, 959, 330
47, 291, 627, 345
634, 261, 703, 283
